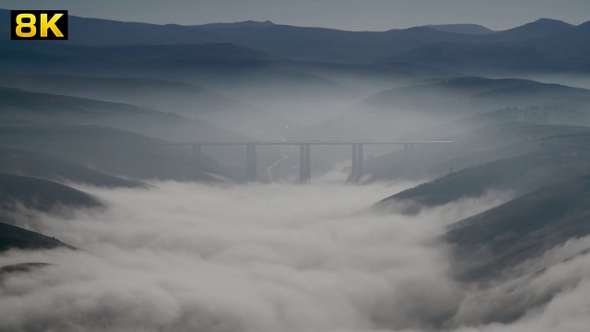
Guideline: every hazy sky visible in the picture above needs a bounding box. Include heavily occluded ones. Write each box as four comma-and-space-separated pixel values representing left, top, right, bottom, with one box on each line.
2, 0, 589, 31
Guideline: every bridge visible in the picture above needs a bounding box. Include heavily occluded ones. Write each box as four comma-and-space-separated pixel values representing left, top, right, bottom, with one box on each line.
164, 140, 453, 182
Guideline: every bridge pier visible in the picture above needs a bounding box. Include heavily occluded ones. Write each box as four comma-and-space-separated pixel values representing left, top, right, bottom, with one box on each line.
352, 144, 358, 177
246, 144, 257, 181
192, 144, 202, 169
351, 144, 364, 182
299, 144, 311, 183
181, 140, 449, 184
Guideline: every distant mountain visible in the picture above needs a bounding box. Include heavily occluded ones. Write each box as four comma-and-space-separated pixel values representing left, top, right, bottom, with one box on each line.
198, 24, 471, 63
0, 9, 583, 66
365, 77, 590, 116
0, 41, 279, 73
0, 9, 221, 45
0, 42, 348, 118
303, 77, 590, 143
423, 24, 494, 35
367, 77, 537, 111
374, 19, 586, 75
525, 20, 590, 57
482, 18, 573, 43
200, 20, 275, 30
376, 42, 574, 75
0, 42, 284, 82
63, 11, 471, 63
1, 10, 587, 98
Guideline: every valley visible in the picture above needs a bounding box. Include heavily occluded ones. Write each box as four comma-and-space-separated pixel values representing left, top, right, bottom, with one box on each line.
1, 6, 590, 331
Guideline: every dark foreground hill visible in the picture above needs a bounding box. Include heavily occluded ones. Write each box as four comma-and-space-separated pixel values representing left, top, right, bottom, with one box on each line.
0, 174, 96, 253
446, 175, 590, 282
0, 173, 103, 229
0, 173, 102, 213
0, 221, 73, 252
371, 132, 590, 326
408, 175, 590, 328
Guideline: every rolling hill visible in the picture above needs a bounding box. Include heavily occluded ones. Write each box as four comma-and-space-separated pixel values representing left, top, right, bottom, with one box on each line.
480, 18, 573, 43
0, 173, 103, 227
0, 86, 246, 142
0, 74, 293, 137
0, 147, 144, 188
0, 125, 228, 182
446, 175, 590, 282
365, 122, 590, 182
0, 221, 73, 252
376, 42, 573, 75
375, 142, 590, 214
0, 173, 102, 213
364, 77, 590, 117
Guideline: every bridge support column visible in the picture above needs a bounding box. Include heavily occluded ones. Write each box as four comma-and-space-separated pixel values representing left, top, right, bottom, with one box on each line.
358, 144, 363, 178
246, 144, 257, 181
299, 144, 305, 182
299, 144, 311, 183
305, 144, 311, 182
192, 144, 202, 169
352, 144, 358, 177
351, 144, 364, 182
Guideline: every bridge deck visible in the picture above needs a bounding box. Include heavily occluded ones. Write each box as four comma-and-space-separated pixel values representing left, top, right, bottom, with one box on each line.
158, 140, 454, 146
45, 140, 452, 182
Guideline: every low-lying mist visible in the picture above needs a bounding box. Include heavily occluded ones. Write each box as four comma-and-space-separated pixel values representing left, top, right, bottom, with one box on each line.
1, 181, 589, 332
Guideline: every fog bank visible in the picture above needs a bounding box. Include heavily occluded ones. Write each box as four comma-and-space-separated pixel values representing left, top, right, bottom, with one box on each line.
1, 182, 588, 331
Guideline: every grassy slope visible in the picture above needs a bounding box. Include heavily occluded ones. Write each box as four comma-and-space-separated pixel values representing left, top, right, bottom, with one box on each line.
446, 176, 590, 282
0, 147, 144, 188
0, 221, 73, 252
0, 173, 102, 212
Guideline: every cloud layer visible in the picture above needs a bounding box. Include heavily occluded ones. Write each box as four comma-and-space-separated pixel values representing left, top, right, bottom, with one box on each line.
0, 181, 588, 332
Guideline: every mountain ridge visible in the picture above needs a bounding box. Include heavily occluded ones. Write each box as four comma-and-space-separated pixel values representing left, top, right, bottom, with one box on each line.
1, 9, 583, 65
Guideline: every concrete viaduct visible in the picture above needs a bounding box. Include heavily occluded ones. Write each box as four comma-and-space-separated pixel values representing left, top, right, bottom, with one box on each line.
172, 140, 453, 182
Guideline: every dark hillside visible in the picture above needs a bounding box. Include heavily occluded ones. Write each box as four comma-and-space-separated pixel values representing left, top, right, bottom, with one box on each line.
445, 176, 590, 282
0, 148, 144, 188
0, 221, 73, 252
0, 173, 102, 213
